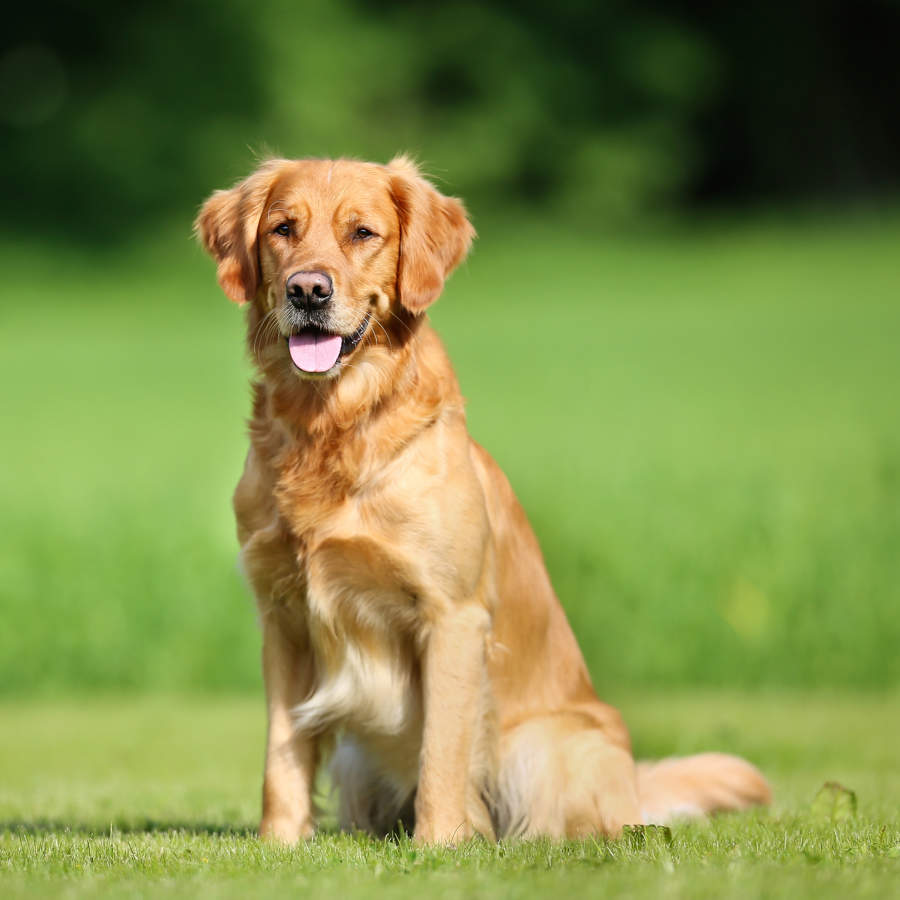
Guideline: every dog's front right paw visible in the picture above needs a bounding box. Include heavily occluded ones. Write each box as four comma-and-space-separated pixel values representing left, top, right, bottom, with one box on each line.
413, 817, 474, 846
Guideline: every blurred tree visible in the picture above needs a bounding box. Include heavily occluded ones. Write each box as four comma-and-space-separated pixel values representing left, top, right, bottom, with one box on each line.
1, 1, 267, 236
676, 0, 900, 203
364, 0, 900, 210
358, 0, 719, 216
1, 0, 897, 239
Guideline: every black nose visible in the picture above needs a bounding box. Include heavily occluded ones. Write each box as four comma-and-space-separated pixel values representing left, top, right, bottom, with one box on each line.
286, 270, 333, 311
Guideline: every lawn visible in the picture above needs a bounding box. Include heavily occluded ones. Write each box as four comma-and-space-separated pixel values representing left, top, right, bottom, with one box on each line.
1, 213, 898, 893
1, 691, 898, 898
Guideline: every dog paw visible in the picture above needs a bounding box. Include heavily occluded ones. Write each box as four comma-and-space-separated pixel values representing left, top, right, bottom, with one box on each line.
259, 815, 315, 844
413, 818, 474, 846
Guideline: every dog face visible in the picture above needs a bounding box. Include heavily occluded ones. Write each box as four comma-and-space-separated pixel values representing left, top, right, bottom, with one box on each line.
196, 156, 475, 379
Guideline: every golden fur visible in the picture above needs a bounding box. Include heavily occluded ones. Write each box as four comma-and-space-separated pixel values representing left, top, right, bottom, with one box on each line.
196, 156, 771, 844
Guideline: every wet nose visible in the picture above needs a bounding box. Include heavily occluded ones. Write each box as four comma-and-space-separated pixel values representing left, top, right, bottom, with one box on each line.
286, 270, 334, 311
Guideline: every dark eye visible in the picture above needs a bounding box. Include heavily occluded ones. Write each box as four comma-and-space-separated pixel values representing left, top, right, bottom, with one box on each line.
354, 226, 376, 240
273, 223, 291, 237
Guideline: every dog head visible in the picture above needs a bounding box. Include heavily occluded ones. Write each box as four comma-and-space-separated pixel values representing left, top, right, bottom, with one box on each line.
195, 156, 474, 379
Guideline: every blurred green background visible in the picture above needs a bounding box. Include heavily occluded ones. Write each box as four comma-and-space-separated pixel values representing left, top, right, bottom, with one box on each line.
2, 0, 899, 696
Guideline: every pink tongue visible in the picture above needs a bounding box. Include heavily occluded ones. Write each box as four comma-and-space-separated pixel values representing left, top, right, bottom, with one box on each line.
288, 332, 343, 373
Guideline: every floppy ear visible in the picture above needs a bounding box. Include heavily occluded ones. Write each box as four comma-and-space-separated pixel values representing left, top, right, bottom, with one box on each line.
194, 162, 282, 305
387, 155, 475, 314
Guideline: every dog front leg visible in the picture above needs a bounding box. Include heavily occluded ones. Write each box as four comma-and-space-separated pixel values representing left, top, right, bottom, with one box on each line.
259, 614, 318, 843
414, 601, 490, 844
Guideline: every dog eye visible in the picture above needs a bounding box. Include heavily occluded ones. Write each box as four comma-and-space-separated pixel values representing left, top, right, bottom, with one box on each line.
354, 227, 376, 240
273, 223, 292, 237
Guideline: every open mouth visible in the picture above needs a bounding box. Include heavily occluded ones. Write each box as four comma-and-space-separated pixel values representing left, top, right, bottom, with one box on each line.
286, 314, 370, 374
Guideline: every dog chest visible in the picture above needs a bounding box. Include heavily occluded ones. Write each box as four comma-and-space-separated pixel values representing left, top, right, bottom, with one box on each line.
294, 532, 425, 741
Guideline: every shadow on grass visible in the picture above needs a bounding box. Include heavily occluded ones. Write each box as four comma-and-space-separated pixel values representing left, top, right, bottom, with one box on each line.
1, 819, 257, 838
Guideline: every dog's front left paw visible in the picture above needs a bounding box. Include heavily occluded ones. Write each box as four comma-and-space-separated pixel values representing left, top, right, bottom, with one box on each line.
259, 815, 315, 844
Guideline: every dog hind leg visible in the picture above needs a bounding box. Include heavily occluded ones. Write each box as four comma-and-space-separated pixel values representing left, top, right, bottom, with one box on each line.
495, 713, 642, 839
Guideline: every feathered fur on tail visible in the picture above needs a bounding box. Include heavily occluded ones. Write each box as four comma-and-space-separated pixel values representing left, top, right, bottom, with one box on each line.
637, 753, 772, 825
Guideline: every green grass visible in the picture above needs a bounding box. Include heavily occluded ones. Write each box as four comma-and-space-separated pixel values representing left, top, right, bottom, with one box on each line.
1, 691, 898, 897
1, 212, 899, 692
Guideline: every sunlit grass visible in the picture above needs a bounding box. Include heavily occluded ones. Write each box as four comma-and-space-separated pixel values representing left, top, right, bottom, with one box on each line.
1, 692, 897, 898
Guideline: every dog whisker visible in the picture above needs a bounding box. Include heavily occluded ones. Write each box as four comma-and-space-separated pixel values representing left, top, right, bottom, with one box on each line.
251, 308, 281, 359
371, 317, 394, 354
387, 310, 415, 340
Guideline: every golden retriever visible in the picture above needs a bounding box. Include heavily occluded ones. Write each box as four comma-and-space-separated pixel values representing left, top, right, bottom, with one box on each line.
196, 156, 771, 844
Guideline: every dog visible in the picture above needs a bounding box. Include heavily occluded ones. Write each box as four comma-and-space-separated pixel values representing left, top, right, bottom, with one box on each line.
196, 156, 771, 844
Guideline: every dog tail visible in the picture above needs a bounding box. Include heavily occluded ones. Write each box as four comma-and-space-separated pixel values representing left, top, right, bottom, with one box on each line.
636, 753, 772, 824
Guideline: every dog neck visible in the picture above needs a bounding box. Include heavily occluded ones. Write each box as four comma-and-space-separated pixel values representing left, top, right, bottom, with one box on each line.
247, 316, 464, 495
